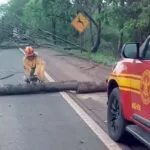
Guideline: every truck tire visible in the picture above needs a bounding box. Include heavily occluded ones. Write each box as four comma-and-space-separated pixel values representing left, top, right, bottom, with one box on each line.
107, 87, 128, 142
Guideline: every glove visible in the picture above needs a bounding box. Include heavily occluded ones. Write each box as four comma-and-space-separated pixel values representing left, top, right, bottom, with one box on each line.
24, 76, 30, 83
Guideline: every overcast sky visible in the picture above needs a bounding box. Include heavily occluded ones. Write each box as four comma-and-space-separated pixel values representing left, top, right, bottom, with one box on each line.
0, 0, 8, 5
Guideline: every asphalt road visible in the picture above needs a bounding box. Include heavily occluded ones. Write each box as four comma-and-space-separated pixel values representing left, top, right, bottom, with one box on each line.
0, 49, 108, 150
39, 48, 149, 150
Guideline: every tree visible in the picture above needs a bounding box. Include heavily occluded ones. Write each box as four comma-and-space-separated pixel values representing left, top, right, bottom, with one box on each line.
0, 0, 149, 56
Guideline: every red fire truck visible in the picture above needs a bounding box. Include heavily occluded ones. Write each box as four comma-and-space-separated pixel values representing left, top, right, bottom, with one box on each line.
107, 36, 150, 148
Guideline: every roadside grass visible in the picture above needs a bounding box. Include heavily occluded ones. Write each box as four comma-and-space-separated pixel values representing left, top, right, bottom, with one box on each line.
61, 49, 118, 66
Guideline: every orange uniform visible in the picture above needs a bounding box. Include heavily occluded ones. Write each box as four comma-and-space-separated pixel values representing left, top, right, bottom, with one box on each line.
23, 55, 45, 81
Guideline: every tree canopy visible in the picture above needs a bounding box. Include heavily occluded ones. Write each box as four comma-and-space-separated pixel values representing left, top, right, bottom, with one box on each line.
0, 0, 149, 53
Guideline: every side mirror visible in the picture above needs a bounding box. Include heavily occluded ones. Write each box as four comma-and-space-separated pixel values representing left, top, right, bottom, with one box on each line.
122, 43, 140, 59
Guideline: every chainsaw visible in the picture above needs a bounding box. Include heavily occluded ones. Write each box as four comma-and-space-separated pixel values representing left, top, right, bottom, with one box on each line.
25, 67, 40, 84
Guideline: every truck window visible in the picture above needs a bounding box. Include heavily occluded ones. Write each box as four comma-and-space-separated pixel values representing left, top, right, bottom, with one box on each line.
123, 44, 138, 58
143, 40, 150, 59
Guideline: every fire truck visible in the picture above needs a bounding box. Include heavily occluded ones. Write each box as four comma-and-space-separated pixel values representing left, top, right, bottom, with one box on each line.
107, 36, 150, 148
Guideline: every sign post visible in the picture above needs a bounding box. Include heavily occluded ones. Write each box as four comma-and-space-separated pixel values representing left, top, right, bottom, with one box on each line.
71, 13, 89, 53
71, 13, 89, 33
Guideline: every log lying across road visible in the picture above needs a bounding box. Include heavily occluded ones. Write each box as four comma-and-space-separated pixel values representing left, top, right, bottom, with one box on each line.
77, 81, 107, 93
0, 81, 107, 96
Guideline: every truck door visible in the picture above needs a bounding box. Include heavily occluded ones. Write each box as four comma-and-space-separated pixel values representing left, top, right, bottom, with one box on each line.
131, 38, 150, 123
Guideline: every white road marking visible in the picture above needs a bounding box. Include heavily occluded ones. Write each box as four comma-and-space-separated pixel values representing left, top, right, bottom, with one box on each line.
19, 48, 122, 150
19, 48, 25, 54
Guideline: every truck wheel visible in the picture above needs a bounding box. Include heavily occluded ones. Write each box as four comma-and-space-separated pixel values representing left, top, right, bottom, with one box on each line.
107, 88, 128, 142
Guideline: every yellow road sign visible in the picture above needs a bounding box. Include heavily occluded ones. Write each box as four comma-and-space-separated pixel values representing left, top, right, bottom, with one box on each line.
71, 13, 89, 33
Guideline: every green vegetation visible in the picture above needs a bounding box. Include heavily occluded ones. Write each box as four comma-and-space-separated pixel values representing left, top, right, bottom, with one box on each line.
66, 50, 118, 66
0, 0, 149, 65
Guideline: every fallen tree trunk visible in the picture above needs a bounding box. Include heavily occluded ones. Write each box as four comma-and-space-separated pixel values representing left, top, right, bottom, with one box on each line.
43, 81, 78, 92
0, 81, 78, 95
77, 82, 107, 93
0, 81, 107, 96
0, 43, 29, 49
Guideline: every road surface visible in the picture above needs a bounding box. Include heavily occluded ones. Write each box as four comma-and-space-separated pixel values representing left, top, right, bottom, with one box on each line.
37, 48, 148, 150
0, 49, 108, 150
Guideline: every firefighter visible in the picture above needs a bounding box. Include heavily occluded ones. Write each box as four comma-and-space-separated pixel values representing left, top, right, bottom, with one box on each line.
23, 46, 45, 83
